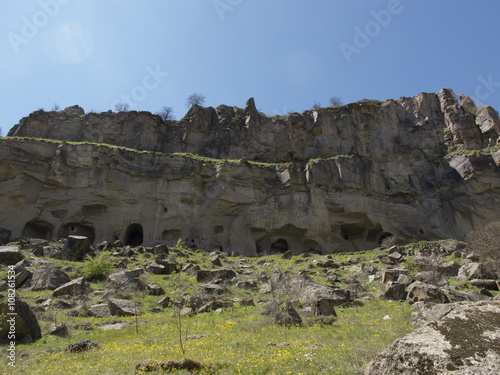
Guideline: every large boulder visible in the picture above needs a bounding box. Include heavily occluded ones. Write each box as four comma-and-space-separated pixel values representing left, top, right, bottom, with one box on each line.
406, 282, 451, 304
196, 268, 236, 283
107, 268, 143, 290
310, 298, 337, 316
0, 246, 24, 265
30, 265, 71, 291
88, 304, 111, 318
52, 277, 88, 297
0, 298, 42, 343
107, 297, 141, 316
357, 302, 500, 375
457, 263, 497, 281
61, 235, 93, 261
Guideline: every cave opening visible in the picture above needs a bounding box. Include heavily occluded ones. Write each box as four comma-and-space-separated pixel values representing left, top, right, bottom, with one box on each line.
270, 238, 289, 253
21, 219, 54, 241
124, 223, 144, 247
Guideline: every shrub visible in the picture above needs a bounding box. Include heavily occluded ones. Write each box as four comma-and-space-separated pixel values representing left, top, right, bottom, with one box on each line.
83, 252, 113, 281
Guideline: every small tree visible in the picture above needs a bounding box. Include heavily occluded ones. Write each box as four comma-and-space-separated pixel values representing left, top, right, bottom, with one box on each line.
312, 102, 322, 110
158, 105, 175, 121
185, 93, 206, 108
52, 103, 61, 111
114, 102, 130, 112
329, 96, 343, 106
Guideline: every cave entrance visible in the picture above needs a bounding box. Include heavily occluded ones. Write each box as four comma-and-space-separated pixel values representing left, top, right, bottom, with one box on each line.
124, 223, 144, 247
21, 219, 54, 241
270, 238, 289, 253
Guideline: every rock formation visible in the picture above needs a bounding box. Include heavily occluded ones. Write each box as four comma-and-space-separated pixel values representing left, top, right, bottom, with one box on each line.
357, 301, 500, 374
0, 89, 499, 255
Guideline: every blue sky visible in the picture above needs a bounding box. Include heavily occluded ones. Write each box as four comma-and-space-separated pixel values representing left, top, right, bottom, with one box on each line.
1, 0, 499, 134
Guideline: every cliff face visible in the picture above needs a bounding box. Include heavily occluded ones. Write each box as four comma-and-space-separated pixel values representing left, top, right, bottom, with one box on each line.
1, 89, 499, 255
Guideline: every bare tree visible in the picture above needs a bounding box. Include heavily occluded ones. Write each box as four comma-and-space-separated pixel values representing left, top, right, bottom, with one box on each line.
114, 102, 130, 112
158, 106, 175, 121
329, 96, 343, 106
185, 93, 206, 108
312, 102, 322, 110
52, 103, 61, 111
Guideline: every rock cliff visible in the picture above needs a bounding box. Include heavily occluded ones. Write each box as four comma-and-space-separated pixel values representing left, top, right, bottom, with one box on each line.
1, 88, 499, 255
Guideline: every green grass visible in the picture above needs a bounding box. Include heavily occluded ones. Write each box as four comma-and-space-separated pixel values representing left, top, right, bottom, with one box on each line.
2, 299, 414, 375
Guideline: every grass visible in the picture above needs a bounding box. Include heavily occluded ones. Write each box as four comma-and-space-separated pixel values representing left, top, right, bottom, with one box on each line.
2, 299, 414, 375
2, 239, 485, 374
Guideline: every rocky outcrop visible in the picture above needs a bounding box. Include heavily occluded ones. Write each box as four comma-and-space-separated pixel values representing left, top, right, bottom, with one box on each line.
1, 89, 499, 255
0, 298, 42, 343
357, 302, 500, 375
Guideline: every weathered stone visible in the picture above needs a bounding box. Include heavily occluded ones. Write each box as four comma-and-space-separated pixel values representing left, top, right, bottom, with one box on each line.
146, 282, 165, 296
310, 298, 337, 316
357, 302, 500, 375
198, 283, 226, 295
0, 246, 23, 265
155, 259, 178, 274
88, 304, 111, 318
52, 277, 87, 297
382, 269, 409, 283
15, 267, 33, 288
66, 339, 101, 353
61, 235, 92, 261
275, 304, 302, 326
469, 279, 499, 291
107, 268, 142, 290
457, 262, 497, 281
196, 268, 236, 283
235, 280, 257, 290
108, 298, 141, 316
384, 282, 408, 301
407, 282, 451, 304
157, 296, 172, 308
47, 323, 69, 337
30, 265, 71, 291
0, 298, 41, 343
144, 261, 165, 274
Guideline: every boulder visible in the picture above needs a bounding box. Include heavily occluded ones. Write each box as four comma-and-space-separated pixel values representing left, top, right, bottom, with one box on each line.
382, 269, 409, 283
107, 268, 142, 290
196, 268, 237, 283
155, 259, 178, 274
15, 267, 33, 288
0, 298, 42, 343
47, 323, 69, 337
61, 235, 92, 261
384, 282, 408, 301
198, 283, 226, 295
275, 304, 302, 326
52, 277, 87, 297
235, 280, 257, 290
469, 279, 499, 291
108, 297, 141, 316
146, 282, 165, 296
357, 302, 500, 375
310, 298, 337, 316
407, 282, 451, 304
144, 261, 165, 274
66, 339, 101, 353
0, 246, 24, 265
88, 304, 111, 318
457, 263, 497, 281
30, 265, 71, 291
